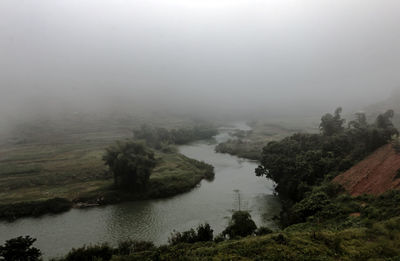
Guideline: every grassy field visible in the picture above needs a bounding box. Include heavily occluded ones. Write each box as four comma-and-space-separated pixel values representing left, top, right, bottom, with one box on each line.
0, 138, 213, 205
0, 140, 111, 205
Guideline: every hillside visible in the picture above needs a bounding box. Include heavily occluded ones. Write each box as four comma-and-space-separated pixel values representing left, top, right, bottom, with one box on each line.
334, 144, 400, 196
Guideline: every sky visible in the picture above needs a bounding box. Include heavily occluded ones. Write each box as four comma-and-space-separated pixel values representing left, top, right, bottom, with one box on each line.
1, 0, 400, 121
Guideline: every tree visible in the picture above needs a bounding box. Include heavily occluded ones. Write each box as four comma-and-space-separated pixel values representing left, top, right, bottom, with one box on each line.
222, 211, 257, 238
168, 223, 213, 245
349, 112, 367, 129
375, 109, 399, 140
320, 107, 345, 136
0, 236, 41, 261
103, 141, 156, 191
195, 223, 214, 242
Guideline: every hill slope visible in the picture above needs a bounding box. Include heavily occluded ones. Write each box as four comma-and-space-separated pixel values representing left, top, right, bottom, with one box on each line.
334, 144, 400, 196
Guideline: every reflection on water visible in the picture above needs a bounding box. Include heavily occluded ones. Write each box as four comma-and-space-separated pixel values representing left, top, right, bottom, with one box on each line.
0, 123, 281, 259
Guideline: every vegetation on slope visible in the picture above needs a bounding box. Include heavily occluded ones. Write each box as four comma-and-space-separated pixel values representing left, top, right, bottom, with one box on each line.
256, 107, 399, 226
112, 217, 400, 261
41, 215, 400, 260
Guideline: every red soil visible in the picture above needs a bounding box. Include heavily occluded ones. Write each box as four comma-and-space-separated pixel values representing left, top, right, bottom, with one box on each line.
333, 144, 400, 196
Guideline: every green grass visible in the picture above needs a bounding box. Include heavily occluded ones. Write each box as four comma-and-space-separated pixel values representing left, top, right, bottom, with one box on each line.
147, 153, 213, 198
0, 142, 110, 204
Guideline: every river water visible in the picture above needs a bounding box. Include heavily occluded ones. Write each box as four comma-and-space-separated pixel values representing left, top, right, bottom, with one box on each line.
0, 123, 281, 259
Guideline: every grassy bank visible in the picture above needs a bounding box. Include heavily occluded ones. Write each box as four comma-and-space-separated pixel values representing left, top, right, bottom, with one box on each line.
123, 218, 400, 260
52, 216, 400, 261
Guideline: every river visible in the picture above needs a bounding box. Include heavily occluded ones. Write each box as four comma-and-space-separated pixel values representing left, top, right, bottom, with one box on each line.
0, 123, 281, 259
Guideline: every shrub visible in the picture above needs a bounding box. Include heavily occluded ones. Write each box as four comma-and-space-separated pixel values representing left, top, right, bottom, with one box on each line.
292, 191, 331, 222
168, 223, 214, 245
213, 233, 226, 243
222, 211, 257, 238
255, 226, 273, 236
0, 236, 41, 261
63, 244, 113, 261
196, 223, 214, 242
272, 234, 288, 245
116, 240, 155, 255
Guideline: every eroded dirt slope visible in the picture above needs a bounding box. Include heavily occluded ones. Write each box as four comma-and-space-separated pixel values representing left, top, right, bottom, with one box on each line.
333, 144, 400, 196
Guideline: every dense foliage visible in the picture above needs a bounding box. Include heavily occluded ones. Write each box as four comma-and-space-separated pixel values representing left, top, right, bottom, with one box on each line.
256, 108, 399, 225
222, 211, 257, 238
0, 236, 41, 261
54, 240, 155, 261
133, 124, 218, 149
62, 244, 113, 261
103, 141, 156, 191
168, 223, 214, 245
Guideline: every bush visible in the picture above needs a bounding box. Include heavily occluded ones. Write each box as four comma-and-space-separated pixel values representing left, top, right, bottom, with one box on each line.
292, 191, 331, 222
196, 223, 214, 242
213, 233, 226, 243
255, 226, 273, 236
222, 211, 257, 238
168, 223, 214, 245
0, 236, 41, 261
272, 234, 288, 245
116, 240, 155, 255
63, 244, 113, 261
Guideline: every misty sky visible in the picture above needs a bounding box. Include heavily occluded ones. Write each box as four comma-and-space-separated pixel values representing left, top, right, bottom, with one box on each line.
1, 0, 400, 120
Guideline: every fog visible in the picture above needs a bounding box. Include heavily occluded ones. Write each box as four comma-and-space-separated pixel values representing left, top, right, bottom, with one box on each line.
1, 0, 400, 124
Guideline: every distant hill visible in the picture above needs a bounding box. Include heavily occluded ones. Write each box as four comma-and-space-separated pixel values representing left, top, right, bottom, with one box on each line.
333, 143, 400, 196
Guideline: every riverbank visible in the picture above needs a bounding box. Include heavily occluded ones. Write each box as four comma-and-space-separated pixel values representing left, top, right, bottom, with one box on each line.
52, 216, 400, 260
0, 150, 214, 221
